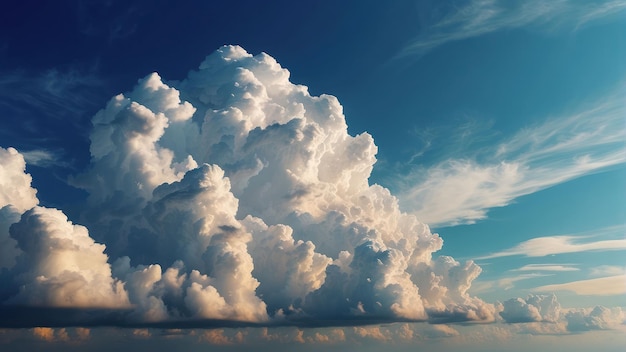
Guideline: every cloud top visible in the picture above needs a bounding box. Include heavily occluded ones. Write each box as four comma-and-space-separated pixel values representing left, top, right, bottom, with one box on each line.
0, 147, 38, 213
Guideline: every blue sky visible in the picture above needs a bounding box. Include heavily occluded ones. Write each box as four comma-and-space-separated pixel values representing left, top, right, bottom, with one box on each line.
0, 0, 625, 351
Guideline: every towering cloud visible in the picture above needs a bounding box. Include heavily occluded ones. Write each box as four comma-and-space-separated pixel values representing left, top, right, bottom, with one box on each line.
0, 46, 494, 327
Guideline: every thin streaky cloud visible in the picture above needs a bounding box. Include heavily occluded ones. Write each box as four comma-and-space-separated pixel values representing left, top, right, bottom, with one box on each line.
398, 86, 626, 226
533, 275, 626, 296
476, 233, 626, 260
576, 0, 626, 29
395, 0, 626, 60
495, 88, 626, 163
20, 149, 64, 168
513, 264, 580, 272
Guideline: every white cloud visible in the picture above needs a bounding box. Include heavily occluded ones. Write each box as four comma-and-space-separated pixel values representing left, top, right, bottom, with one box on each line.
533, 275, 626, 296
0, 147, 40, 270
7, 206, 129, 308
476, 227, 626, 259
497, 294, 625, 335
500, 294, 561, 323
0, 147, 38, 213
565, 306, 625, 331
0, 46, 496, 328
513, 264, 579, 272
396, 0, 626, 59
71, 72, 197, 207
398, 90, 626, 226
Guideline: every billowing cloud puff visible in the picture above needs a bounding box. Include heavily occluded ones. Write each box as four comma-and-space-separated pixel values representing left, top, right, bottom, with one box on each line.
500, 294, 561, 323
416, 256, 496, 323
6, 207, 129, 308
0, 46, 495, 327
0, 147, 38, 213
565, 306, 625, 331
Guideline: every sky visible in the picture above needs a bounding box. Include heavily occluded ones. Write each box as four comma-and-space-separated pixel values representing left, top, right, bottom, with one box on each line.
0, 0, 625, 351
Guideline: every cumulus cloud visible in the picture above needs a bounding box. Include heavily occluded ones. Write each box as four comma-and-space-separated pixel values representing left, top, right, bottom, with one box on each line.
500, 294, 561, 323
0, 147, 38, 213
32, 327, 56, 342
31, 327, 93, 343
565, 306, 625, 331
353, 326, 391, 342
197, 329, 244, 345
0, 46, 496, 328
6, 207, 129, 308
497, 294, 626, 335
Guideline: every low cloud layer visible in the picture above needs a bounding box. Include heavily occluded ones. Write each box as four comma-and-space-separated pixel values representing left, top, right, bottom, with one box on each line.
0, 46, 495, 328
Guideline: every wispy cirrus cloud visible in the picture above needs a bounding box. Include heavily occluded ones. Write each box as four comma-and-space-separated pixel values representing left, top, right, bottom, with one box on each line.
576, 0, 626, 29
0, 68, 104, 122
19, 149, 66, 168
396, 0, 626, 60
475, 225, 626, 260
398, 87, 626, 226
0, 67, 106, 157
